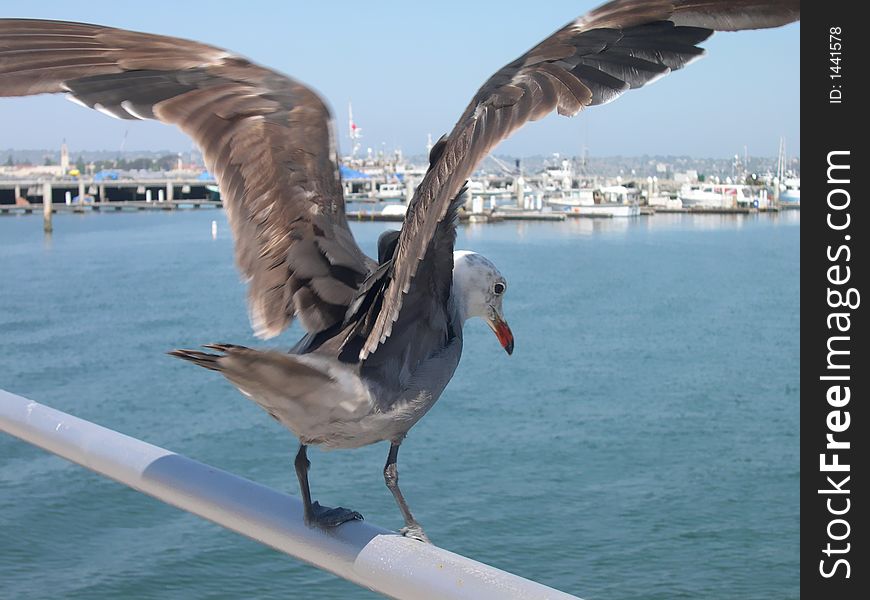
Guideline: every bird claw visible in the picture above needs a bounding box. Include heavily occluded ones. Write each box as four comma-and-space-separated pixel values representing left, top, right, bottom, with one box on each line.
306, 501, 363, 529
400, 524, 431, 544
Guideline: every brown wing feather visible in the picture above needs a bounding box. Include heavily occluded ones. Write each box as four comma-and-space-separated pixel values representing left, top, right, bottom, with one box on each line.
0, 19, 375, 337
359, 0, 799, 358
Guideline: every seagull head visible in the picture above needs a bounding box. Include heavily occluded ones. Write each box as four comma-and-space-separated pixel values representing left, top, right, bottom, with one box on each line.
453, 251, 513, 355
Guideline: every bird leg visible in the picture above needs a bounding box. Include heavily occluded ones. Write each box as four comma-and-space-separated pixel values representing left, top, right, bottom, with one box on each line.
384, 443, 430, 543
294, 444, 362, 529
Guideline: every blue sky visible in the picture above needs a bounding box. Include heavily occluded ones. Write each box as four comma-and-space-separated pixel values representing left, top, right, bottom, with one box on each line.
0, 0, 799, 158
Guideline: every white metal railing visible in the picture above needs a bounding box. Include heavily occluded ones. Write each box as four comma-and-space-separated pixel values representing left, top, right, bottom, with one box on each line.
0, 389, 581, 600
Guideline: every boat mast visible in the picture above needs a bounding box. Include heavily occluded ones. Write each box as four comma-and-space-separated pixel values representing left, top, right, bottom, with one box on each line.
348, 101, 361, 159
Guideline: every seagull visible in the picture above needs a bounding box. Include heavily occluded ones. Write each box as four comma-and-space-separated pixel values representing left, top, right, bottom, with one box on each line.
0, 0, 799, 542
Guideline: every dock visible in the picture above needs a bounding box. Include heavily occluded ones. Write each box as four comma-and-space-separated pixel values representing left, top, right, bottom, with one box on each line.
4, 201, 797, 221
2, 176, 798, 226
346, 210, 406, 222
0, 177, 217, 204
1, 200, 221, 215
650, 206, 781, 215
496, 210, 565, 221
345, 210, 567, 223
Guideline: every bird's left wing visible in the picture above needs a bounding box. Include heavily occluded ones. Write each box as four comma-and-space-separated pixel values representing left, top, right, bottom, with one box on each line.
0, 20, 375, 337
359, 0, 800, 359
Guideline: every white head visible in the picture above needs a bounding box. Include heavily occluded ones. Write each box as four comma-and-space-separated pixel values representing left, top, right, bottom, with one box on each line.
452, 251, 513, 355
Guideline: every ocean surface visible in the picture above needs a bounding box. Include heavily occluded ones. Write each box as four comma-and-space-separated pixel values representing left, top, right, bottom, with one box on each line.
0, 209, 799, 599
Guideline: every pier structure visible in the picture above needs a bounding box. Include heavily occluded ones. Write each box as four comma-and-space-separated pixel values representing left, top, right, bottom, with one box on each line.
2, 171, 793, 221
0, 177, 217, 207
1, 199, 223, 216
42, 182, 52, 232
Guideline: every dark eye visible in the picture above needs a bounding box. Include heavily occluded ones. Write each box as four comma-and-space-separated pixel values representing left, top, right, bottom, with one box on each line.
493, 282, 506, 295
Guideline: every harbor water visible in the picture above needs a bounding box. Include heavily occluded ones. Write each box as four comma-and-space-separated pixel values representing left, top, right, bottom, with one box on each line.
0, 210, 799, 599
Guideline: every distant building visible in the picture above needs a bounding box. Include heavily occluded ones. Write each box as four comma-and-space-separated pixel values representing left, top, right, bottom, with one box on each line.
674, 169, 699, 184
0, 164, 65, 177
60, 141, 69, 173
655, 162, 673, 178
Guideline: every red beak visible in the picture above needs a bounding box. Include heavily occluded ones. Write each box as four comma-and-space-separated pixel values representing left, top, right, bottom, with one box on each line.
490, 317, 514, 355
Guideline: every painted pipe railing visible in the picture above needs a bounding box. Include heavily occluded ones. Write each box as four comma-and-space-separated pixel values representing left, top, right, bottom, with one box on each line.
0, 389, 580, 600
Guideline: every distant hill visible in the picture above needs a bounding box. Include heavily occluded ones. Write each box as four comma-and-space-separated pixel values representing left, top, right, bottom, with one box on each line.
4, 148, 798, 180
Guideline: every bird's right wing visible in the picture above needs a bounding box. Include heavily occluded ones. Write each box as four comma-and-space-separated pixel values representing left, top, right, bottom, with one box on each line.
0, 20, 376, 337
358, 0, 799, 359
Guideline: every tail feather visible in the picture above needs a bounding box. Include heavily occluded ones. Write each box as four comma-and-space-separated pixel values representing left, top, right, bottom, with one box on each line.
202, 343, 245, 352
168, 344, 243, 371
167, 343, 377, 445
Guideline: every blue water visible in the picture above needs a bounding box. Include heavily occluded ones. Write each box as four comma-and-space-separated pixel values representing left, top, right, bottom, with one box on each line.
0, 209, 799, 599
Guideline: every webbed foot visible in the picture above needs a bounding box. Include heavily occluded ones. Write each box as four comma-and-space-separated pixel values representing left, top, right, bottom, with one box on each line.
400, 524, 431, 544
306, 501, 363, 529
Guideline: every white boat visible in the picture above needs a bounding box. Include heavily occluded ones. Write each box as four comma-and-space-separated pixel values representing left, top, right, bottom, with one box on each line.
679, 183, 756, 209
376, 182, 405, 200
541, 159, 575, 191
598, 185, 639, 204
551, 184, 639, 217
380, 203, 407, 216
547, 187, 595, 207
780, 178, 800, 204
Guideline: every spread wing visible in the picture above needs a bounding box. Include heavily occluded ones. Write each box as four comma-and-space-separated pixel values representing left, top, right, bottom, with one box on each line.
0, 20, 376, 337
359, 0, 799, 359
